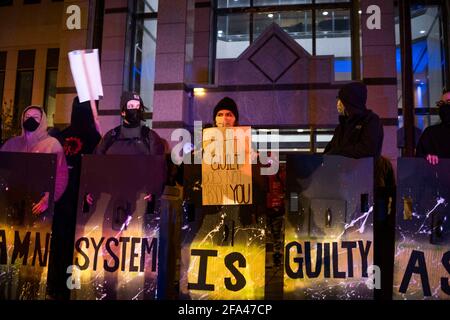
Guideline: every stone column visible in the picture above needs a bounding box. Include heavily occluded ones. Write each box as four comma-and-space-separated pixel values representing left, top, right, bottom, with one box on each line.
31, 48, 47, 106
97, 0, 128, 131
193, 0, 212, 84
360, 0, 398, 161
152, 0, 194, 148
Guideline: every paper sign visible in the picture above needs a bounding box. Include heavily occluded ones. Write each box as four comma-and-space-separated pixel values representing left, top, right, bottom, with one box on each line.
201, 126, 253, 206
68, 49, 103, 102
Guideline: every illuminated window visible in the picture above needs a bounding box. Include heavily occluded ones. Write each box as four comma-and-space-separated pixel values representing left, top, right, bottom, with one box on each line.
215, 0, 353, 80
44, 48, 59, 128
252, 127, 334, 154
127, 0, 158, 127
396, 3, 449, 132
14, 50, 35, 130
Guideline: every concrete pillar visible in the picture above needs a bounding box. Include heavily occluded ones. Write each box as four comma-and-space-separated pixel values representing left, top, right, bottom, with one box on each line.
31, 48, 47, 106
97, 0, 128, 132
152, 0, 194, 148
360, 0, 398, 162
193, 0, 212, 84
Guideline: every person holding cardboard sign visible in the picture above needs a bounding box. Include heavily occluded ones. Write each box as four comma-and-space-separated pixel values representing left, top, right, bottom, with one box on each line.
212, 97, 261, 163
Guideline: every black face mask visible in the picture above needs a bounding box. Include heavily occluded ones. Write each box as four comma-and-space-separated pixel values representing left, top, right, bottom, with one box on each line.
439, 104, 450, 124
23, 117, 40, 132
123, 109, 142, 128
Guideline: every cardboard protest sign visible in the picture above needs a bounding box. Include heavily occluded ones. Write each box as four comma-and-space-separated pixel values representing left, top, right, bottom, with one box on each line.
181, 164, 267, 300
201, 127, 252, 206
68, 49, 103, 103
181, 206, 266, 300
0, 152, 56, 300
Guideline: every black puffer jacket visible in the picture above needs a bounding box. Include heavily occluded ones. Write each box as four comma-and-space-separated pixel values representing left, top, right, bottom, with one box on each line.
325, 82, 384, 159
416, 105, 450, 159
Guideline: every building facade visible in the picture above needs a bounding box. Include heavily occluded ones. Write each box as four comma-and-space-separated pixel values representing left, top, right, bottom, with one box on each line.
0, 0, 449, 164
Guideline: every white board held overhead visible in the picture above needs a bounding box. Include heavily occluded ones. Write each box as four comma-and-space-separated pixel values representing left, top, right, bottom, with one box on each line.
68, 49, 104, 103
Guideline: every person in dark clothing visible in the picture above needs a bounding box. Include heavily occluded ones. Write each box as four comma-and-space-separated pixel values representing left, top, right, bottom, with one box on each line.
416, 89, 450, 165
95, 91, 164, 155
58, 97, 102, 176
93, 91, 166, 215
46, 97, 101, 300
324, 82, 384, 159
93, 92, 165, 300
325, 82, 392, 300
373, 155, 396, 300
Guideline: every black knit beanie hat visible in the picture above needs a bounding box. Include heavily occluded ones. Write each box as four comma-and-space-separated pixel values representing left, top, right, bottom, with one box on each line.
213, 97, 239, 122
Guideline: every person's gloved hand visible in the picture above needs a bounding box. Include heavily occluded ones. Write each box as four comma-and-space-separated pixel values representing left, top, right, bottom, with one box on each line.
86, 193, 94, 205
426, 154, 439, 165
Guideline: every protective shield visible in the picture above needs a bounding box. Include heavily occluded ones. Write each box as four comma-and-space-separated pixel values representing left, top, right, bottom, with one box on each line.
393, 158, 450, 300
0, 152, 56, 300
180, 164, 266, 300
70, 155, 166, 300
285, 155, 374, 299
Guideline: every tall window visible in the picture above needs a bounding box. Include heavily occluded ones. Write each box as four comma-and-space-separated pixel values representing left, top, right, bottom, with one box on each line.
0, 52, 6, 143
127, 0, 158, 127
215, 0, 353, 80
0, 52, 6, 110
396, 2, 449, 137
14, 50, 35, 130
252, 127, 334, 154
44, 48, 59, 128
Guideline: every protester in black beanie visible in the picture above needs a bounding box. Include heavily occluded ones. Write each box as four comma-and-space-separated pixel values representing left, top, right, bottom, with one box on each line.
213, 97, 239, 127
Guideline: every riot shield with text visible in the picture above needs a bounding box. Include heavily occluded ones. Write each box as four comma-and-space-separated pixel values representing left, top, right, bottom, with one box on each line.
180, 163, 267, 300
393, 158, 450, 300
0, 152, 56, 300
70, 155, 165, 300
285, 155, 374, 299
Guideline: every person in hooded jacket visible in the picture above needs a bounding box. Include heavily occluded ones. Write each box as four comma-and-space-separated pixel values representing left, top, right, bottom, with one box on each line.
1, 106, 68, 214
324, 83, 394, 300
46, 97, 102, 300
324, 82, 384, 159
416, 89, 450, 165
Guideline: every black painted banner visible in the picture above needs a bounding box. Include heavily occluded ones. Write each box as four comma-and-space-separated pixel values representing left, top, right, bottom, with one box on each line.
0, 152, 56, 300
393, 158, 450, 300
70, 155, 166, 300
285, 155, 374, 299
